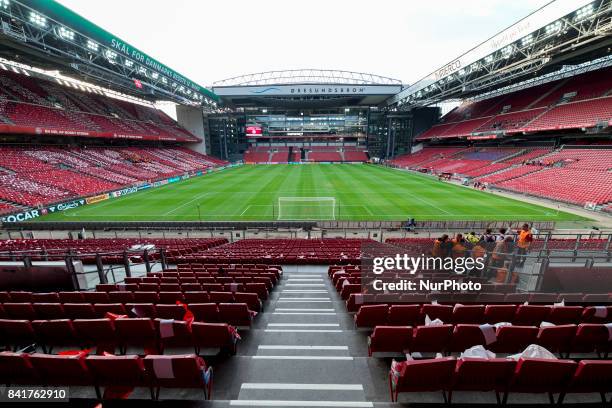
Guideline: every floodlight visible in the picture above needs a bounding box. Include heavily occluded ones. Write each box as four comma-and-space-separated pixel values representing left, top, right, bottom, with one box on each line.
56, 26, 75, 41
104, 50, 117, 63
545, 21, 562, 34
86, 40, 99, 51
1, 0, 9, 10
574, 3, 594, 21
124, 59, 133, 68
29, 12, 47, 27
521, 34, 533, 47
501, 45, 514, 58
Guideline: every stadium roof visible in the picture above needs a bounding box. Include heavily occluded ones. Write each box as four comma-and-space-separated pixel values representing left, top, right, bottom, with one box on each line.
0, 0, 218, 105
392, 0, 612, 108
212, 69, 404, 108
213, 69, 403, 87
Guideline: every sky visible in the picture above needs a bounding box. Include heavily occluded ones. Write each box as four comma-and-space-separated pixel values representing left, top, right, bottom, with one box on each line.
57, 0, 552, 88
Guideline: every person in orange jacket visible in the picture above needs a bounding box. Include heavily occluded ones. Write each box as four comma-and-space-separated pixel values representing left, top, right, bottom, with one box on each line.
515, 223, 533, 266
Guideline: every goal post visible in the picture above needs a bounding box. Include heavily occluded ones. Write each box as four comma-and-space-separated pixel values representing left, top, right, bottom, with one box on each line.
277, 197, 337, 220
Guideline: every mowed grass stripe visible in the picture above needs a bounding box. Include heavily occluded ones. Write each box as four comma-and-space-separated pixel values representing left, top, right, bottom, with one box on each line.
38, 164, 586, 222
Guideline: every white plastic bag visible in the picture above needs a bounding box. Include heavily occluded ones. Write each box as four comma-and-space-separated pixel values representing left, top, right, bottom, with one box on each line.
479, 324, 497, 345
425, 314, 444, 326
508, 344, 557, 361
460, 345, 496, 359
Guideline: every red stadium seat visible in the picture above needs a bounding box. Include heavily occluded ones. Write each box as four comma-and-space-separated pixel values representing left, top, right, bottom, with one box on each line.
490, 326, 539, 354
29, 353, 95, 387
0, 319, 36, 348
191, 322, 237, 355
86, 355, 151, 398
504, 358, 577, 404
354, 304, 388, 328
389, 357, 456, 402
411, 325, 453, 353
143, 354, 212, 400
388, 305, 420, 326
450, 358, 516, 403
368, 326, 412, 356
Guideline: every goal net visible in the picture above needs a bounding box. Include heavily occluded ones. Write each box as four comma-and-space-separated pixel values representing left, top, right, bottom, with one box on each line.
277, 197, 336, 220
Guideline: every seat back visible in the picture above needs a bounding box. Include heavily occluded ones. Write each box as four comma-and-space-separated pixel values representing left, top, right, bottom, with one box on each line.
395, 357, 456, 392
64, 303, 96, 319
569, 360, 612, 392
509, 358, 577, 392
452, 305, 485, 324
143, 354, 205, 387
29, 353, 94, 386
86, 355, 146, 386
491, 326, 539, 353
355, 304, 388, 328
73, 318, 116, 343
412, 324, 453, 352
0, 352, 38, 384
388, 305, 420, 326
453, 358, 516, 391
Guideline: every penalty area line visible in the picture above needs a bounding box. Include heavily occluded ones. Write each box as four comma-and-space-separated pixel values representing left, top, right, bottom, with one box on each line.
163, 191, 210, 216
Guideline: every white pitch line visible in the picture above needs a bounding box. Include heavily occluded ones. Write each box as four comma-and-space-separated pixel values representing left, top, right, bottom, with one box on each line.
230, 401, 372, 407
258, 345, 348, 350
163, 191, 210, 215
240, 383, 362, 390
239, 205, 252, 216
278, 296, 331, 302
267, 323, 339, 327
282, 290, 328, 293
271, 312, 337, 315
252, 356, 353, 361
264, 329, 344, 333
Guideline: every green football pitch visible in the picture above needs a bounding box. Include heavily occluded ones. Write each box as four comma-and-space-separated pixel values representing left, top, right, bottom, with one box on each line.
39, 164, 586, 222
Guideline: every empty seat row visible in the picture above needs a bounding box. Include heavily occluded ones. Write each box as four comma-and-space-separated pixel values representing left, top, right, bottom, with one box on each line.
369, 323, 612, 357
343, 289, 611, 309
0, 302, 255, 325
173, 262, 282, 271
0, 352, 212, 400
354, 304, 612, 327
2, 290, 265, 308
0, 318, 240, 356
132, 273, 279, 286
97, 281, 273, 295
390, 357, 612, 404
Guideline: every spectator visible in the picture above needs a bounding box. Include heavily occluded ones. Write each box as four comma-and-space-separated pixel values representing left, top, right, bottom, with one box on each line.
490, 236, 513, 278
451, 234, 467, 258
404, 218, 416, 232
470, 241, 487, 277
432, 234, 451, 258
495, 227, 510, 242
515, 223, 533, 267
465, 231, 480, 244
